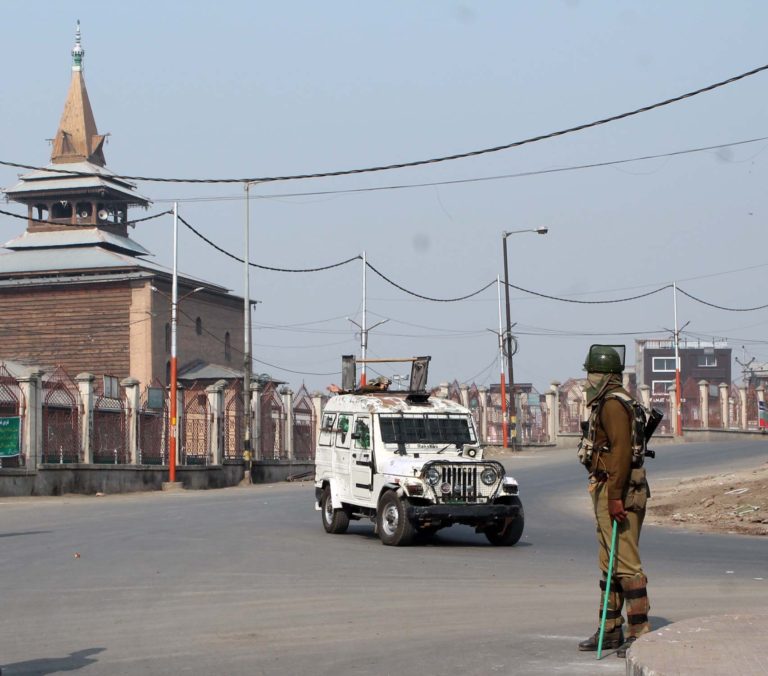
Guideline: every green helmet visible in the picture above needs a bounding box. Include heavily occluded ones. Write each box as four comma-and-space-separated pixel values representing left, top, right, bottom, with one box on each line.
583, 344, 625, 374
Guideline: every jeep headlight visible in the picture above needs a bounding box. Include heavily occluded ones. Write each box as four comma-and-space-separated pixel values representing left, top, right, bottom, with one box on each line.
480, 467, 498, 486
425, 467, 441, 486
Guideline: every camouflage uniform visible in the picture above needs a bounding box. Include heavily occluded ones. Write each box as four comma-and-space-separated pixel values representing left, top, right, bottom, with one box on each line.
587, 388, 651, 642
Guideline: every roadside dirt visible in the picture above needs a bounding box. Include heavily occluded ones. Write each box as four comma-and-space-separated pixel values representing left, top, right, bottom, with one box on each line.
647, 462, 768, 536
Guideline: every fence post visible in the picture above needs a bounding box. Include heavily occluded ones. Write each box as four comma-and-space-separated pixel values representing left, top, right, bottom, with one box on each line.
121, 377, 140, 464
175, 383, 185, 467
719, 383, 729, 429
459, 384, 470, 409
543, 388, 555, 444
206, 380, 226, 465
16, 371, 42, 469
668, 385, 679, 436
477, 387, 489, 444
75, 373, 95, 463
698, 380, 710, 428
281, 387, 294, 461
738, 386, 748, 430
252, 382, 263, 461
311, 392, 324, 444
550, 381, 561, 437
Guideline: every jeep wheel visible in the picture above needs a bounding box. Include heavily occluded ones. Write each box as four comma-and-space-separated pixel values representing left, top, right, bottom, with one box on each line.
321, 486, 350, 534
485, 499, 524, 546
377, 491, 414, 546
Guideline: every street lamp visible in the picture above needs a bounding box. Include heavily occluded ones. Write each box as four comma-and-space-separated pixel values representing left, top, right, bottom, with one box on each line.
502, 226, 548, 447
150, 282, 203, 484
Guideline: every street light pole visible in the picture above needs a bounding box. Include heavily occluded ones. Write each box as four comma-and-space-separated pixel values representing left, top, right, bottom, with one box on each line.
502, 226, 548, 447
496, 275, 508, 448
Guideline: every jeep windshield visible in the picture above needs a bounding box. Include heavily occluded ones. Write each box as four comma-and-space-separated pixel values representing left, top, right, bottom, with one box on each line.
378, 414, 475, 446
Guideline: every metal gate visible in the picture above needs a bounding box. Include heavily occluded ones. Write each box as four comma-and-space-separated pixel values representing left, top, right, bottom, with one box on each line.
181, 383, 210, 465
558, 379, 585, 434
447, 380, 461, 404
42, 367, 80, 464
93, 392, 128, 463
0, 364, 25, 468
467, 384, 482, 440
292, 385, 314, 461
223, 381, 243, 460
746, 385, 758, 429
260, 382, 286, 460
138, 381, 168, 465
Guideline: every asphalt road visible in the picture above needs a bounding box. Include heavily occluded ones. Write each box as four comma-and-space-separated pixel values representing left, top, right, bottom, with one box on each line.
0, 440, 765, 675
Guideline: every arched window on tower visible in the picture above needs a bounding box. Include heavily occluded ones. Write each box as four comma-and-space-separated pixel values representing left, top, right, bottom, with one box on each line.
51, 201, 72, 220
165, 323, 171, 353
225, 332, 231, 362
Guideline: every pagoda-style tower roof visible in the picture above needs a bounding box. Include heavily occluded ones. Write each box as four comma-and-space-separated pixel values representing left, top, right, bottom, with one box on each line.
50, 21, 107, 167
2, 22, 149, 246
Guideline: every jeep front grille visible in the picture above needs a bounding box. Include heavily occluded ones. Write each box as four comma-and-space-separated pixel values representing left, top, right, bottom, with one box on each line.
430, 463, 501, 504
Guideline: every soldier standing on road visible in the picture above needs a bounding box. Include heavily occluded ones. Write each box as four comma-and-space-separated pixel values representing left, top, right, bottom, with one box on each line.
577, 345, 651, 658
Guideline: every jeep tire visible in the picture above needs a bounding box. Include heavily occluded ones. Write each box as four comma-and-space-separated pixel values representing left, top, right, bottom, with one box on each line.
321, 486, 350, 534
377, 491, 415, 546
484, 498, 524, 546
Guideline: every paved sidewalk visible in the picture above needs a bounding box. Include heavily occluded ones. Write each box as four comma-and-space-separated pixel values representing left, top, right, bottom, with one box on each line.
627, 614, 768, 675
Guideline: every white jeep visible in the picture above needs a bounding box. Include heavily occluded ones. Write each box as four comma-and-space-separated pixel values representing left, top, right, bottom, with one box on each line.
314, 389, 524, 546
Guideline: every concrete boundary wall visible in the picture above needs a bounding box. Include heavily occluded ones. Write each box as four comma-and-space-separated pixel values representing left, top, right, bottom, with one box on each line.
0, 461, 314, 497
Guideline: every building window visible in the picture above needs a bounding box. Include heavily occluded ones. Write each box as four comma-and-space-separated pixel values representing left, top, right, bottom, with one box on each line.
697, 354, 717, 367
166, 360, 171, 386
652, 380, 674, 395
165, 323, 171, 353
224, 332, 231, 362
196, 317, 203, 335
652, 357, 677, 372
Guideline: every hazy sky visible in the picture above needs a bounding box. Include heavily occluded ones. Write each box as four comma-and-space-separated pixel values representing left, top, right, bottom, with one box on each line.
2, 1, 767, 392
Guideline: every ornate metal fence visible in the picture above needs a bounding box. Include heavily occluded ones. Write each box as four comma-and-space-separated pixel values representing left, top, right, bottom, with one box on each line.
259, 382, 286, 460
485, 389, 504, 445
42, 367, 80, 464
681, 378, 702, 429
181, 383, 210, 465
558, 379, 585, 433
707, 388, 722, 429
138, 381, 168, 465
746, 385, 758, 429
0, 364, 25, 468
93, 393, 128, 463
519, 390, 548, 443
223, 381, 243, 460
292, 385, 315, 461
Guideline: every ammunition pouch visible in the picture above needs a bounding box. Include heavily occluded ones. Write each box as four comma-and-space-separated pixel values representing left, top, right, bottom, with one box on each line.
623, 467, 650, 512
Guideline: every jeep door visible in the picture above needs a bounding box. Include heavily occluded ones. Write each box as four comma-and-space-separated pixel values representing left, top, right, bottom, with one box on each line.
351, 414, 374, 502
334, 413, 354, 500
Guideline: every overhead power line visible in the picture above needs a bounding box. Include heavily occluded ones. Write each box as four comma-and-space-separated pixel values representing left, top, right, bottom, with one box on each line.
151, 135, 768, 204
676, 287, 768, 312
2, 63, 767, 184
507, 281, 673, 304
365, 261, 495, 302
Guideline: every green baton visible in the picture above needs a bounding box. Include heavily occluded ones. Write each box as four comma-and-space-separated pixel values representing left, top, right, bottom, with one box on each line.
596, 518, 618, 660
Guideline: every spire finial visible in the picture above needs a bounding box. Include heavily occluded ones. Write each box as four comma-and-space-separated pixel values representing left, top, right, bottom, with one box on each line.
72, 20, 84, 72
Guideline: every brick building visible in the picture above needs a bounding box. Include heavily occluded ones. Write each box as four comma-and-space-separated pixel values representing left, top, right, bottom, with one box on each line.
0, 24, 244, 390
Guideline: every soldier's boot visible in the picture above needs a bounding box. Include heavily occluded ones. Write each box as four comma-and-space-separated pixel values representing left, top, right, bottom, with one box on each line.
577, 576, 624, 651
617, 574, 650, 658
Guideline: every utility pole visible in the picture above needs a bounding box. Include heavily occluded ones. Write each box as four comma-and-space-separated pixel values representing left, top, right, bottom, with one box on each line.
348, 251, 387, 388
673, 282, 682, 436
168, 202, 179, 484
496, 276, 508, 447
241, 182, 254, 485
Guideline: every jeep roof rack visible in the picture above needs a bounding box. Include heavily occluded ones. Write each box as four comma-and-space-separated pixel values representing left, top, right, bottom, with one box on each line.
341, 355, 431, 394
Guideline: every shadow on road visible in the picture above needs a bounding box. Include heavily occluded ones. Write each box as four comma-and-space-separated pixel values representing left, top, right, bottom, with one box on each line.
3, 647, 104, 674
0, 530, 53, 538
345, 525, 533, 548
650, 615, 674, 630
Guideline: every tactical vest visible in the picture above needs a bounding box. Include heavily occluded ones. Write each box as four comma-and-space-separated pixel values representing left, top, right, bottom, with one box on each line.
578, 390, 650, 469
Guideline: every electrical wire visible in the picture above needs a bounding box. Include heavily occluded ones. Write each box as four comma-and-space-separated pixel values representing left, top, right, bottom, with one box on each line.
151, 135, 768, 204
507, 281, 673, 304
462, 354, 499, 385
0, 207, 172, 228
366, 261, 495, 302
3, 63, 767, 184
676, 287, 768, 312
178, 215, 361, 272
